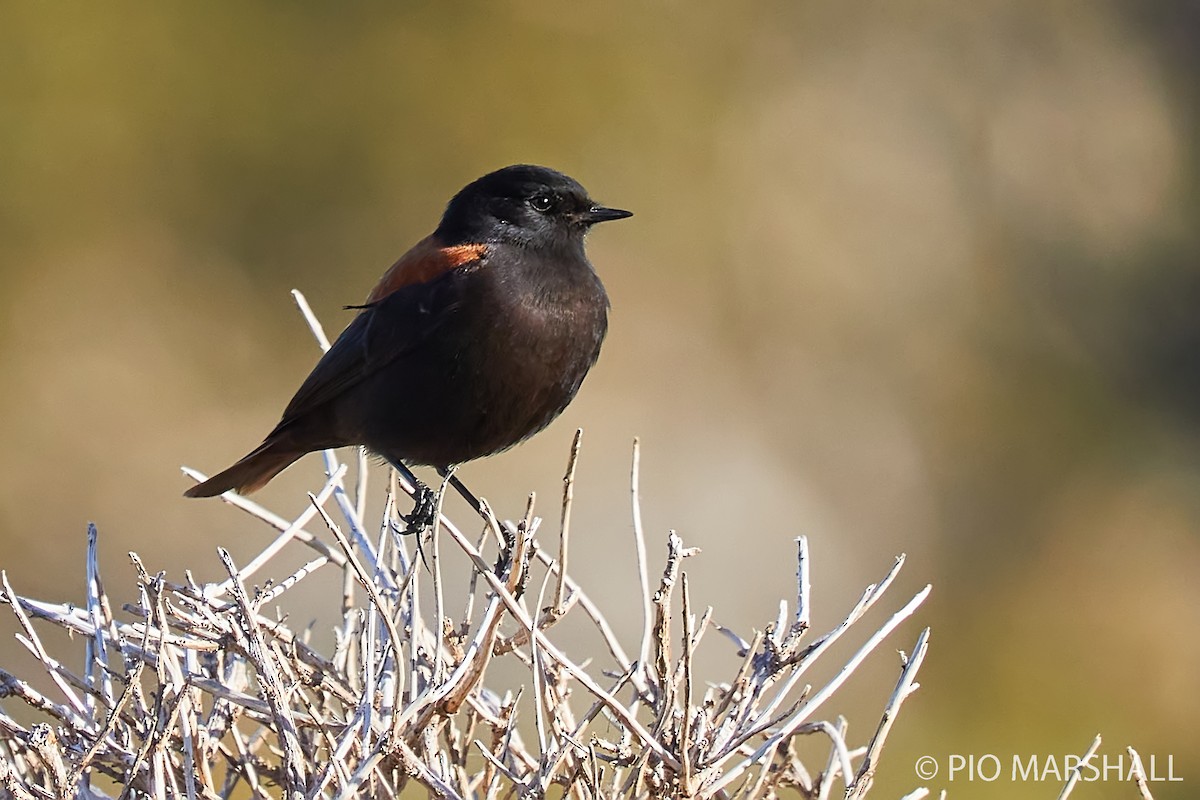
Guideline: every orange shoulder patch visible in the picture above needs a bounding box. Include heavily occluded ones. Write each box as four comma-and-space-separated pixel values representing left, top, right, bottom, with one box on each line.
365, 236, 488, 304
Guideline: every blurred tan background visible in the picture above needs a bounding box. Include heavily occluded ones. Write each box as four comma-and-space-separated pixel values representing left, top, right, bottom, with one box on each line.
2, 2, 1198, 796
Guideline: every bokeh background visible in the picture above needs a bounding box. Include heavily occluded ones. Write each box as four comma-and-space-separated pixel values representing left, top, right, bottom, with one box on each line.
3, 3, 1198, 796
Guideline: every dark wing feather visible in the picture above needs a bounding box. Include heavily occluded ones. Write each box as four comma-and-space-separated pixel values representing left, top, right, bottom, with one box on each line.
269, 248, 482, 434
275, 310, 374, 424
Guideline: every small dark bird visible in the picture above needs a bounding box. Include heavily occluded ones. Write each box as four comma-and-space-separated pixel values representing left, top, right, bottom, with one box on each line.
185, 164, 630, 499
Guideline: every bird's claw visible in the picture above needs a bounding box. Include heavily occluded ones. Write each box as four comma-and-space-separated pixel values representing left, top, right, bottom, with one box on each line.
402, 485, 439, 535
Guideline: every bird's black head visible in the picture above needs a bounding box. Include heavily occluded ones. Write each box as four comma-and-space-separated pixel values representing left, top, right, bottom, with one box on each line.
436, 165, 632, 249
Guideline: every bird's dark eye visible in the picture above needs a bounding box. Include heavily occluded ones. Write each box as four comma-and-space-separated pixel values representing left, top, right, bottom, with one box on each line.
529, 193, 556, 213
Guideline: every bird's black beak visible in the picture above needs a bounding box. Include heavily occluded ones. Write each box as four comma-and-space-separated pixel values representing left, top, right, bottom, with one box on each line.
581, 205, 633, 225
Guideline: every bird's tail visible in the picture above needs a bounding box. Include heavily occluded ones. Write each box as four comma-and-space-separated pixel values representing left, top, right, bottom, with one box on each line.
184, 439, 304, 498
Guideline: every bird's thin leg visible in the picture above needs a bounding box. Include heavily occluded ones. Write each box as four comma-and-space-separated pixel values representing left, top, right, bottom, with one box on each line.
437, 466, 483, 513
385, 458, 484, 555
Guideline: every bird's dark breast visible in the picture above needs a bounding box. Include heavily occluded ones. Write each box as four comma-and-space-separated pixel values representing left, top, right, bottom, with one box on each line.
356, 252, 608, 468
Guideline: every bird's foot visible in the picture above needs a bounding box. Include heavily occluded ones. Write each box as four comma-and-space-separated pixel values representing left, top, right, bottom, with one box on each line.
401, 484, 439, 535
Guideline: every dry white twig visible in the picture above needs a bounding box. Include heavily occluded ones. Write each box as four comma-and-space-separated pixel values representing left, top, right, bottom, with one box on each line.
0, 297, 932, 799
1127, 745, 1156, 800
1058, 733, 1102, 800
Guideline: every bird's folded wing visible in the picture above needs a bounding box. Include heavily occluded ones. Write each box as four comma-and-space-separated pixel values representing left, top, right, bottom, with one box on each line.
273, 248, 481, 430
367, 235, 488, 304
